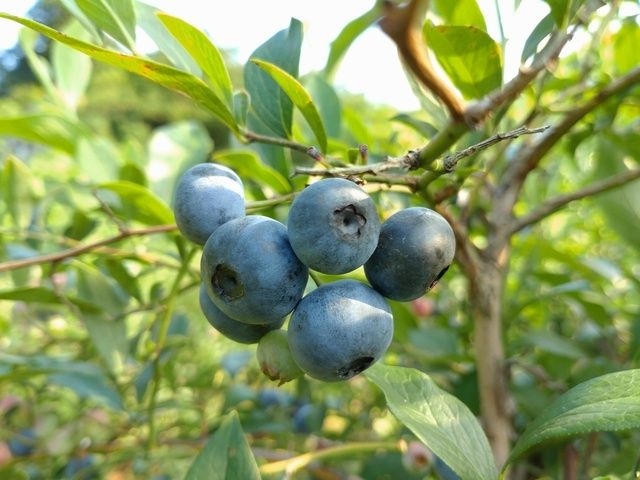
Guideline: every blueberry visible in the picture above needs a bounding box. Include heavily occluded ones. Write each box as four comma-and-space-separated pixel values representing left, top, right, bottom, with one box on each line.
7, 427, 35, 457
198, 283, 283, 343
257, 388, 294, 408
201, 215, 309, 325
64, 454, 97, 480
172, 162, 245, 245
364, 207, 455, 301
287, 279, 393, 382
292, 403, 325, 433
287, 178, 381, 274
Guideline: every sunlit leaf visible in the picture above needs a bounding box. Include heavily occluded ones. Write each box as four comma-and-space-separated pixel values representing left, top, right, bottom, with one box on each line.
507, 369, 640, 466
305, 74, 342, 138
185, 410, 261, 480
51, 20, 93, 111
433, 0, 487, 30
134, 1, 200, 75
424, 23, 502, 99
252, 59, 327, 152
213, 150, 291, 195
96, 180, 175, 226
83, 313, 128, 374
0, 14, 239, 134
365, 363, 498, 480
76, 0, 137, 51
612, 20, 640, 74
157, 12, 233, 107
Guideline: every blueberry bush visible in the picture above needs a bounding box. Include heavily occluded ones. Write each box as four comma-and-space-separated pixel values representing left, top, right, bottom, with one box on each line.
1, 1, 639, 479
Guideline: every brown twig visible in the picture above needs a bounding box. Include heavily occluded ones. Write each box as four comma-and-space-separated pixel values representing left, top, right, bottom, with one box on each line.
0, 224, 177, 273
508, 167, 640, 236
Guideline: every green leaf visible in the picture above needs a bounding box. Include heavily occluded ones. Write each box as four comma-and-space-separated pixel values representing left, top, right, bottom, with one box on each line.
423, 23, 503, 99
305, 74, 342, 138
252, 59, 327, 152
19, 28, 59, 104
76, 136, 121, 183
83, 313, 128, 374
96, 180, 174, 226
76, 262, 130, 316
0, 287, 100, 313
612, 20, 640, 74
157, 12, 233, 107
521, 13, 555, 63
51, 20, 93, 111
133, 1, 200, 75
1, 156, 41, 226
323, 5, 382, 79
147, 120, 214, 203
59, 0, 102, 41
543, 0, 569, 26
433, 0, 487, 30
0, 113, 83, 154
213, 150, 291, 195
507, 369, 640, 466
244, 18, 303, 139
76, 0, 137, 51
365, 363, 498, 480
49, 370, 124, 410
0, 13, 239, 134
185, 410, 261, 480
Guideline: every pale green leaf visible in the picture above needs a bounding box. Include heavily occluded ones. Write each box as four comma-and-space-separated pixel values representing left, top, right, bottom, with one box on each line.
433, 0, 487, 30
76, 0, 137, 51
543, 0, 569, 26
96, 180, 174, 226
365, 363, 498, 480
507, 369, 640, 466
185, 410, 261, 480
213, 149, 291, 195
252, 59, 327, 152
157, 12, 233, 107
423, 23, 503, 99
612, 21, 640, 74
0, 14, 239, 134
52, 20, 93, 111
133, 1, 200, 75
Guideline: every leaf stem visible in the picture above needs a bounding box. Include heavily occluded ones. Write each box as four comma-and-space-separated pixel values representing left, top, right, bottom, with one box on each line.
146, 246, 198, 452
259, 440, 400, 477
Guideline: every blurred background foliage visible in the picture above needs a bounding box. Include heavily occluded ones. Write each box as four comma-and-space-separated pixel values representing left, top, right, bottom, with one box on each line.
0, 0, 639, 479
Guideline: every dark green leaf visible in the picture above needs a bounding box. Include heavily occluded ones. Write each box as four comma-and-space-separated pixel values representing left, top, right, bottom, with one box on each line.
323, 5, 382, 79
433, 0, 487, 30
525, 331, 586, 360
365, 363, 498, 480
423, 23, 503, 99
185, 410, 261, 480
507, 369, 640, 466
0, 13, 239, 134
252, 59, 327, 152
96, 180, 174, 226
213, 150, 291, 195
157, 12, 233, 107
244, 18, 303, 138
76, 0, 137, 51
134, 1, 200, 75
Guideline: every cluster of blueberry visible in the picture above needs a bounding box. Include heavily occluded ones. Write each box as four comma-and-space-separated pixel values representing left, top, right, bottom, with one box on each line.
173, 163, 455, 383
